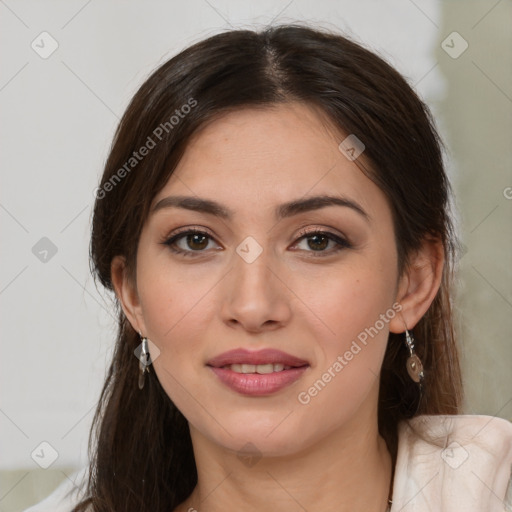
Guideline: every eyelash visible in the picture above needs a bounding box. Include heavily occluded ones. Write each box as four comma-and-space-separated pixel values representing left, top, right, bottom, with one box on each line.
161, 227, 351, 258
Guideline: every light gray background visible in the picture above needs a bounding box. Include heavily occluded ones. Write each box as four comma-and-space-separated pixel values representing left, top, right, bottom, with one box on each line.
1, 1, 511, 510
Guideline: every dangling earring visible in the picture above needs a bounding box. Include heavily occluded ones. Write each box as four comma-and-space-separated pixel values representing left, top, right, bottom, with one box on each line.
404, 328, 424, 389
138, 331, 151, 390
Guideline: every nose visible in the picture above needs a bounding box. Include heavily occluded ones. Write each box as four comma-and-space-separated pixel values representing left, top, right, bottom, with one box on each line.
220, 244, 292, 334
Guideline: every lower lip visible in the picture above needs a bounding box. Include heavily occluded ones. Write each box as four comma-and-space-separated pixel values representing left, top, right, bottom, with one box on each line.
209, 366, 308, 396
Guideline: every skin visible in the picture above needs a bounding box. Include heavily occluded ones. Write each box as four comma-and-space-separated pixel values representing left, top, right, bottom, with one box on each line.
112, 102, 444, 512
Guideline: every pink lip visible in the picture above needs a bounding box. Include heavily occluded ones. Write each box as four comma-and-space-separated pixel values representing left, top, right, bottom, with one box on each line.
209, 367, 308, 396
206, 348, 309, 368
207, 348, 309, 396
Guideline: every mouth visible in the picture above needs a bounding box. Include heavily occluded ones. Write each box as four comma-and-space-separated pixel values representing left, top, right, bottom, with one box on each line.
206, 348, 309, 396
221, 363, 296, 374
206, 348, 309, 368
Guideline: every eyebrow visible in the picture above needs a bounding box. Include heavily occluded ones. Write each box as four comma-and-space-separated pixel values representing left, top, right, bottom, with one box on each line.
152, 194, 370, 222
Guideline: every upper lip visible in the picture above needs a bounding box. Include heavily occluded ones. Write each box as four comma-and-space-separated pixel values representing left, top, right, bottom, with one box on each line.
207, 348, 309, 368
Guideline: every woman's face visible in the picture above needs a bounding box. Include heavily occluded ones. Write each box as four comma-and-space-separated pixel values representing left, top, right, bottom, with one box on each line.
123, 102, 403, 456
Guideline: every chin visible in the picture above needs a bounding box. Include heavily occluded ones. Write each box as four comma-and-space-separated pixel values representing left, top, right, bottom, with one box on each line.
222, 430, 310, 459
192, 407, 318, 458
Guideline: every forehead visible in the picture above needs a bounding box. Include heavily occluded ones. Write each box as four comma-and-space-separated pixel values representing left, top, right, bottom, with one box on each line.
153, 102, 388, 221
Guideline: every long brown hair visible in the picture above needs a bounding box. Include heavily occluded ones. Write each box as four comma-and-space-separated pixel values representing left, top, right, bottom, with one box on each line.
76, 24, 463, 511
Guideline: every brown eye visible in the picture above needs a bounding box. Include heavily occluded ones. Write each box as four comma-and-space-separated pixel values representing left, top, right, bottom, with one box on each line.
184, 233, 209, 250
293, 230, 351, 256
305, 234, 330, 251
163, 229, 218, 257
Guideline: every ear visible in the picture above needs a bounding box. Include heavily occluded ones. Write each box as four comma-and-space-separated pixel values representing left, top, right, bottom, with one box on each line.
111, 255, 146, 335
389, 237, 444, 334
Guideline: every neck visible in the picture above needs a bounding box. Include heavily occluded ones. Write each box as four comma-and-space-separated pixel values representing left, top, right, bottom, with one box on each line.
176, 411, 393, 512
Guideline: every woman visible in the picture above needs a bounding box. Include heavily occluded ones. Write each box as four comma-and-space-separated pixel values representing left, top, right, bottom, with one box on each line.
26, 24, 512, 512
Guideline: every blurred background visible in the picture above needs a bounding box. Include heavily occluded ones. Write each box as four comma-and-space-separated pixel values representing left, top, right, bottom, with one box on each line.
1, 0, 511, 510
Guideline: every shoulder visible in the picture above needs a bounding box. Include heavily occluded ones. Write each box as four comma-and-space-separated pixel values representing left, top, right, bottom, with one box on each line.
400, 413, 512, 454
391, 414, 512, 512
23, 466, 90, 512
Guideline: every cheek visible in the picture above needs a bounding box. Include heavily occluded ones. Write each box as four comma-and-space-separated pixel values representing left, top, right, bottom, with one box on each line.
135, 254, 222, 395
137, 266, 217, 422
302, 256, 397, 345
138, 274, 213, 355
136, 239, 217, 340
298, 256, 398, 398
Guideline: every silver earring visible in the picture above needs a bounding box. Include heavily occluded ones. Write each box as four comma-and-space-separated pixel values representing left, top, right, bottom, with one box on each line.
138, 331, 151, 390
404, 328, 424, 386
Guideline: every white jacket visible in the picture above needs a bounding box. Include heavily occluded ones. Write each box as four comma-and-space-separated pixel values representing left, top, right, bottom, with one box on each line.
391, 414, 512, 511
24, 414, 512, 511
